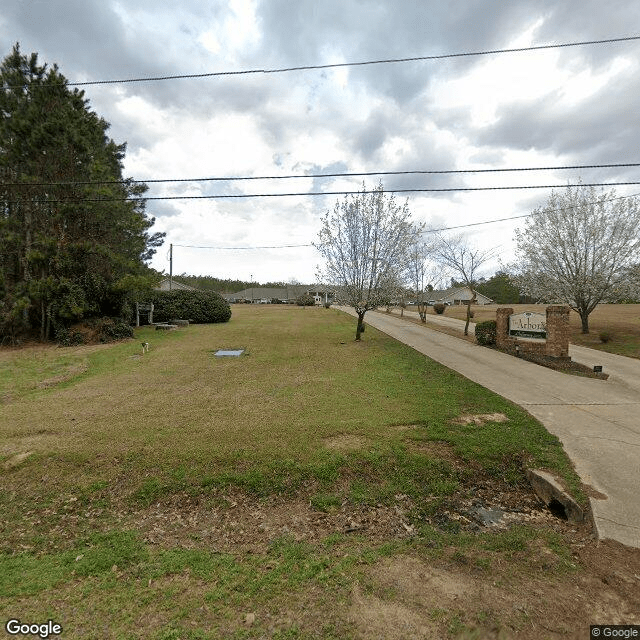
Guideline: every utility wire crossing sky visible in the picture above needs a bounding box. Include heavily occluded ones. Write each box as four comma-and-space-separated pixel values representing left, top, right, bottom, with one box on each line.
3, 1, 640, 282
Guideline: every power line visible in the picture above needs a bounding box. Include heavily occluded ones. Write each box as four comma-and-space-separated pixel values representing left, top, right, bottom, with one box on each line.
167, 191, 640, 251
7, 181, 640, 204
174, 243, 311, 250
426, 191, 640, 233
4, 162, 640, 188
6, 35, 639, 90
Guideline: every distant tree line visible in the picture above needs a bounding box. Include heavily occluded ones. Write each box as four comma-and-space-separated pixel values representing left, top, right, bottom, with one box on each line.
0, 45, 164, 343
171, 274, 290, 292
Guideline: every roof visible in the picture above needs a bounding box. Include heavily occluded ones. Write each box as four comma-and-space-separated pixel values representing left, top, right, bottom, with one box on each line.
227, 286, 334, 300
155, 277, 199, 292
431, 287, 494, 304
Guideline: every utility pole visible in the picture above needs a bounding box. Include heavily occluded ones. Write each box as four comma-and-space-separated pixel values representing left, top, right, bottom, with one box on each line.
169, 244, 173, 291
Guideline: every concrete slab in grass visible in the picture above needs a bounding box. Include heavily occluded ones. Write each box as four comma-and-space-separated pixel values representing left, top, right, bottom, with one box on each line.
214, 349, 245, 357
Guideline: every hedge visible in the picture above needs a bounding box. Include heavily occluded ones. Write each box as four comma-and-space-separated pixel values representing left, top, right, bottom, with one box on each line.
148, 290, 231, 324
475, 320, 497, 346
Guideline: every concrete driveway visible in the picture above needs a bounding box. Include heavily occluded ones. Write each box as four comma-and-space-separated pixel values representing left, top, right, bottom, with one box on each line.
338, 307, 640, 548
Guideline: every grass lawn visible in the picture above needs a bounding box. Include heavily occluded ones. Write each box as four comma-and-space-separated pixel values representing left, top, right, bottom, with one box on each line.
431, 303, 640, 358
1, 306, 637, 639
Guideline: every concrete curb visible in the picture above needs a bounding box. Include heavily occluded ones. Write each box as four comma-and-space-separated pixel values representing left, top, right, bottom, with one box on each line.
525, 469, 584, 524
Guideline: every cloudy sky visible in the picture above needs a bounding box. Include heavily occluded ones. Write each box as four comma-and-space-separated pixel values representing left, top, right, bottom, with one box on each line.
2, 1, 639, 285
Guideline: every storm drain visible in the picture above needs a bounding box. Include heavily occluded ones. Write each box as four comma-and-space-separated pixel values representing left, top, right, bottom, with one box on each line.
214, 349, 245, 357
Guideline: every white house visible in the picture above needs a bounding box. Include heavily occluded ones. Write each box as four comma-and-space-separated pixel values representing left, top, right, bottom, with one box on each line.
431, 287, 494, 305
223, 286, 334, 304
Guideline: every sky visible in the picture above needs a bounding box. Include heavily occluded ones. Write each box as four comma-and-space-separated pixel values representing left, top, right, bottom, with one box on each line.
2, 1, 640, 286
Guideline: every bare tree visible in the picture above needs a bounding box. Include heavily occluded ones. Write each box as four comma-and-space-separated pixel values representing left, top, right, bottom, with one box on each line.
513, 184, 640, 333
406, 236, 441, 322
433, 234, 495, 335
315, 183, 419, 340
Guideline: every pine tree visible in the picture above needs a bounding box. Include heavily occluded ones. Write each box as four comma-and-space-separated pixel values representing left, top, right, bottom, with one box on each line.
0, 44, 164, 341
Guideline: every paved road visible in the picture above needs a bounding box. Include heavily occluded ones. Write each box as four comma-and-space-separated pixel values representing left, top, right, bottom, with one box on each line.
338, 307, 640, 548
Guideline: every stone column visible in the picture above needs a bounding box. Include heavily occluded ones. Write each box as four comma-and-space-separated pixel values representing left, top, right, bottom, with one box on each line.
495, 308, 513, 350
545, 305, 570, 358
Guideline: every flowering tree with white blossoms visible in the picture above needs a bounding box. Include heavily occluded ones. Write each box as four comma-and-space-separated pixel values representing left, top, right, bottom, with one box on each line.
315, 183, 419, 340
513, 183, 640, 333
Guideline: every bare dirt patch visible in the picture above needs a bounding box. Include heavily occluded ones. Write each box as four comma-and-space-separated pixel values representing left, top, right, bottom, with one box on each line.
349, 546, 640, 640
390, 424, 422, 432
324, 434, 370, 452
2, 451, 34, 470
114, 484, 637, 639
453, 413, 509, 426
0, 431, 61, 456
36, 361, 89, 388
109, 468, 582, 553
407, 440, 457, 456
121, 490, 420, 553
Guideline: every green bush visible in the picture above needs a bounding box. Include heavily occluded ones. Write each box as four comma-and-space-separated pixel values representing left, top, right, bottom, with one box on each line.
433, 303, 446, 315
599, 330, 614, 344
55, 327, 85, 346
98, 318, 134, 342
149, 290, 231, 324
296, 294, 315, 307
475, 320, 497, 346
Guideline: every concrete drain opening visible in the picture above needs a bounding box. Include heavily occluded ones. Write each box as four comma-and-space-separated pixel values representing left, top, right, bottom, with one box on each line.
214, 349, 245, 357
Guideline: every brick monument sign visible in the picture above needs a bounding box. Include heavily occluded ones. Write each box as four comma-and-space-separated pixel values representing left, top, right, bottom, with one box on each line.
495, 306, 570, 359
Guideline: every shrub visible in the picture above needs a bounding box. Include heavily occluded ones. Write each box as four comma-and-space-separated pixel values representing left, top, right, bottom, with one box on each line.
599, 330, 613, 344
149, 290, 231, 324
296, 294, 315, 307
98, 318, 134, 342
55, 317, 134, 346
433, 303, 446, 315
55, 327, 85, 346
475, 320, 497, 346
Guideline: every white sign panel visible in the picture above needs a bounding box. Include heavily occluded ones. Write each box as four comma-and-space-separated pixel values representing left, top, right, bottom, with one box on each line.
509, 312, 546, 340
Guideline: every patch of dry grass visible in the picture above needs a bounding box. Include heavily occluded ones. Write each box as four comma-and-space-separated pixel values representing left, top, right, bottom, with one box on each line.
0, 306, 579, 503
0, 306, 451, 492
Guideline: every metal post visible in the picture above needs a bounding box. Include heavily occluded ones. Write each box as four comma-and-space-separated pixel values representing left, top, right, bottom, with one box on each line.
169, 244, 173, 291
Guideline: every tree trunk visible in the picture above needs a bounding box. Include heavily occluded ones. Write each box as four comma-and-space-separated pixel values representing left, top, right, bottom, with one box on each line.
355, 312, 366, 341
464, 300, 472, 336
580, 310, 590, 334
40, 299, 46, 342
45, 303, 52, 342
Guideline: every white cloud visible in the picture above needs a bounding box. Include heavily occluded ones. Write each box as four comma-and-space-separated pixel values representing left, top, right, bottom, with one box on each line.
3, 0, 640, 285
